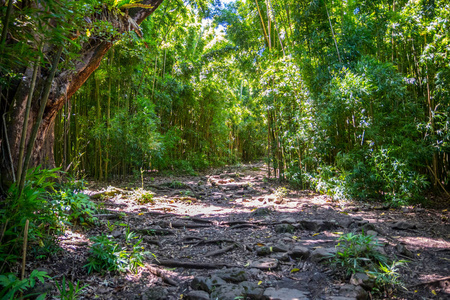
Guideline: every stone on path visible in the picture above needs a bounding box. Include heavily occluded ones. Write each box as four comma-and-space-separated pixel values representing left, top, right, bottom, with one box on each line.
215, 268, 249, 283
350, 272, 375, 290
337, 284, 368, 300
210, 284, 245, 300
263, 287, 310, 300
249, 258, 279, 270
392, 221, 416, 230
289, 246, 310, 259
251, 207, 272, 216
275, 224, 295, 233
191, 276, 226, 293
185, 290, 210, 300
238, 281, 265, 299
310, 247, 337, 262
310, 248, 337, 262
280, 217, 296, 224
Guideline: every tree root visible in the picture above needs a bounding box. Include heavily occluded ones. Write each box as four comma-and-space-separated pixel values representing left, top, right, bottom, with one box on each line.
146, 264, 178, 286
205, 244, 236, 257
408, 276, 450, 288
154, 259, 236, 269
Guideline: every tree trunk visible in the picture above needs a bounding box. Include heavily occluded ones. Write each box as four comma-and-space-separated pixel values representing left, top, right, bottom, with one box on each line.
1, 0, 165, 186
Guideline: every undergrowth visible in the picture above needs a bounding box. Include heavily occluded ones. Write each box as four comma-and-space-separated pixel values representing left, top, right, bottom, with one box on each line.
329, 232, 408, 296
84, 233, 147, 274
0, 166, 96, 298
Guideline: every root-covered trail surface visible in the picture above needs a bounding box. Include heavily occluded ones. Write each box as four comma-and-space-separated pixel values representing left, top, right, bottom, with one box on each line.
32, 163, 449, 299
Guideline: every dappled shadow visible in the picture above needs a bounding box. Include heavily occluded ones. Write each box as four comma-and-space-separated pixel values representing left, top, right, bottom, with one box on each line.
26, 164, 450, 299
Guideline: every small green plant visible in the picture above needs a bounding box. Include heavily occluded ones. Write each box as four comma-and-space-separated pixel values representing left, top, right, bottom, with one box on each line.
168, 180, 186, 188
84, 234, 146, 274
274, 187, 288, 200
0, 270, 50, 300
134, 188, 154, 204
332, 232, 388, 275
55, 276, 88, 300
370, 260, 408, 295
330, 232, 408, 295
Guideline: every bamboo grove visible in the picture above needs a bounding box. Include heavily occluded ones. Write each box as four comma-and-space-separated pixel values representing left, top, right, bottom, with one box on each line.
52, 0, 449, 205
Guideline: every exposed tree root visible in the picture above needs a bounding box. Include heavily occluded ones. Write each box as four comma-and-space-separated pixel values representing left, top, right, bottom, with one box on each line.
154, 259, 236, 269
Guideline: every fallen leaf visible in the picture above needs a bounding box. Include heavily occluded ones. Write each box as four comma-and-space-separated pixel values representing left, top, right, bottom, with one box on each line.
291, 268, 300, 273
312, 233, 320, 237
258, 281, 262, 285
432, 290, 437, 295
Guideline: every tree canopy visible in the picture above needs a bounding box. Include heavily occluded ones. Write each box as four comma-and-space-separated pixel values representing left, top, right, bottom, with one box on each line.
1, 0, 450, 205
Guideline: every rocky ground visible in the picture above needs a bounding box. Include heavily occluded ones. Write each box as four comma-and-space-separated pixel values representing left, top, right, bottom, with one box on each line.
29, 163, 449, 299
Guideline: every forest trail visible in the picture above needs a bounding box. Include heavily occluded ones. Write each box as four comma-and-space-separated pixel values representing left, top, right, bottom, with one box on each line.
35, 163, 449, 299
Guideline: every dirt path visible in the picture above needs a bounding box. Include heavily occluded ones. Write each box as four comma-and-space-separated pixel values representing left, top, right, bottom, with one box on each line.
31, 163, 450, 299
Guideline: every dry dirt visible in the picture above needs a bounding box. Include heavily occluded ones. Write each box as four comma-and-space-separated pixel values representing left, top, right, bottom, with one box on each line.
27, 163, 450, 299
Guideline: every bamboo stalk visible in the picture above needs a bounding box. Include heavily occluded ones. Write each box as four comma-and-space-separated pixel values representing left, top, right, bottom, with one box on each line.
254, 0, 270, 47
325, 1, 341, 63
17, 44, 42, 183
21, 220, 30, 281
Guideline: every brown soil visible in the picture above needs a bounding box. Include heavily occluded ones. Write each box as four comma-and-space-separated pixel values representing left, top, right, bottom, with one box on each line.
27, 163, 450, 299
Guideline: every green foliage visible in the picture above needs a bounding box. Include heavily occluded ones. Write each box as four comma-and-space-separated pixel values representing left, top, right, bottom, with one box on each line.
330, 232, 407, 294
274, 187, 288, 200
332, 232, 388, 275
135, 189, 155, 205
55, 276, 88, 300
370, 260, 408, 295
84, 234, 146, 274
0, 167, 97, 272
0, 270, 49, 300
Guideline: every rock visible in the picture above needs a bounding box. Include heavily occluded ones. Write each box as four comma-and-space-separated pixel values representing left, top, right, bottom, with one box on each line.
359, 223, 377, 233
392, 221, 416, 230
185, 290, 210, 300
238, 281, 265, 299
300, 219, 323, 231
310, 247, 337, 262
210, 284, 245, 300
142, 287, 169, 300
26, 282, 53, 298
280, 217, 296, 224
215, 268, 249, 283
289, 246, 311, 259
249, 258, 279, 270
338, 284, 368, 300
271, 243, 289, 252
275, 224, 295, 233
262, 287, 310, 300
300, 219, 337, 231
270, 252, 290, 262
111, 229, 122, 238
365, 230, 377, 237
191, 276, 226, 292
338, 218, 354, 228
350, 272, 375, 290
256, 244, 288, 256
396, 243, 414, 258
256, 246, 271, 256
251, 207, 272, 216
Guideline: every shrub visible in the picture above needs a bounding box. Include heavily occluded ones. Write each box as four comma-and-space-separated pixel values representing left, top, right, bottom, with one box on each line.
0, 270, 49, 300
84, 234, 146, 274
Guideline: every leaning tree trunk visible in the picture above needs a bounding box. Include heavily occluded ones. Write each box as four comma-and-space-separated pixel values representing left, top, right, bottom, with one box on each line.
0, 0, 164, 186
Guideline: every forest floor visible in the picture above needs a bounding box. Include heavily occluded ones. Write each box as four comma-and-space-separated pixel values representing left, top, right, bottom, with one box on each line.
30, 162, 449, 299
